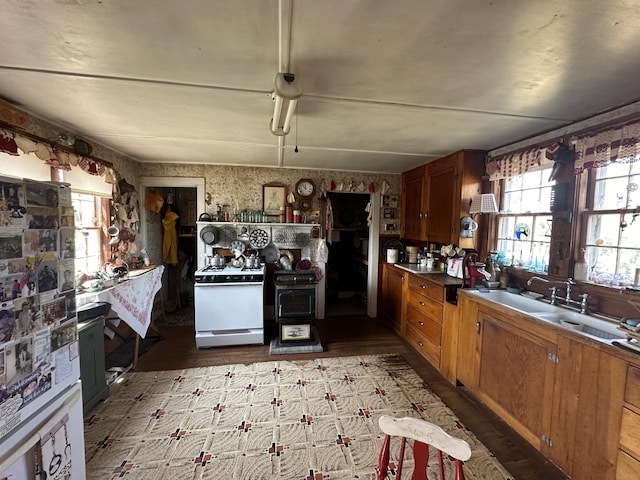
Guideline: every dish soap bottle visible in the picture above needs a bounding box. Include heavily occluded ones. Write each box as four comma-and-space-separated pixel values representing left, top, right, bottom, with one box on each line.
574, 248, 589, 281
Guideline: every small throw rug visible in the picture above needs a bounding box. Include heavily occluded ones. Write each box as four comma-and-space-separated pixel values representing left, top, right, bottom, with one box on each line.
84, 354, 513, 479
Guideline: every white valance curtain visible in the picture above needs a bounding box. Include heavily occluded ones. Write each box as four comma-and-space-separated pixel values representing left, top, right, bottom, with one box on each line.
486, 146, 554, 181
0, 127, 115, 184
573, 120, 640, 174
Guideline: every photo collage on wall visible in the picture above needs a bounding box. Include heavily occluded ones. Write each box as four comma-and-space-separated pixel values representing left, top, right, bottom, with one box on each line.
0, 177, 76, 409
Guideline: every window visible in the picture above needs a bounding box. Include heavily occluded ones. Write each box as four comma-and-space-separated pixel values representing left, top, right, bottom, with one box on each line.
72, 192, 107, 273
583, 160, 640, 285
496, 168, 554, 272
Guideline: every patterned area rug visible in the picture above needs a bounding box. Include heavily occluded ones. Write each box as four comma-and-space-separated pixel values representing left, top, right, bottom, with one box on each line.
84, 354, 513, 479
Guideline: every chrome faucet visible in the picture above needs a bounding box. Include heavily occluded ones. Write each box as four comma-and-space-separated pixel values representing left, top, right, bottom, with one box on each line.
526, 276, 588, 313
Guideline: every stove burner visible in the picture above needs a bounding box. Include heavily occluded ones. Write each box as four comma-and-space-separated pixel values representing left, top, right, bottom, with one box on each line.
201, 265, 225, 272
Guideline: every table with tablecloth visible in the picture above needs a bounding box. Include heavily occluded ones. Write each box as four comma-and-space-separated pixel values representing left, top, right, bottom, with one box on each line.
95, 265, 164, 339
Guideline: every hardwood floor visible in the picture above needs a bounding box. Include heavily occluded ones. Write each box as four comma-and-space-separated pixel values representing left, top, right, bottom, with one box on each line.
134, 314, 568, 480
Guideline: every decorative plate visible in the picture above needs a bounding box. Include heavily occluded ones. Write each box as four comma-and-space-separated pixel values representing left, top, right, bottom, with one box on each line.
249, 228, 269, 249
229, 240, 246, 257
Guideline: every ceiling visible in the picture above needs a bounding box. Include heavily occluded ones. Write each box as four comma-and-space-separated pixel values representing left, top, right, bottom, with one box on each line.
2, 0, 640, 174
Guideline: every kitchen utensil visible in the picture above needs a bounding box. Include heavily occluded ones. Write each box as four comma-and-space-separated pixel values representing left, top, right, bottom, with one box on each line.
200, 225, 218, 245
198, 212, 213, 222
229, 240, 246, 258
279, 255, 292, 270
262, 227, 281, 263
218, 226, 237, 247
249, 228, 269, 249
280, 249, 294, 264
295, 232, 310, 247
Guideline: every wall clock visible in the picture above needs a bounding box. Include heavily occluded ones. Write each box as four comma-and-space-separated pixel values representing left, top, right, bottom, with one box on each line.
295, 178, 315, 211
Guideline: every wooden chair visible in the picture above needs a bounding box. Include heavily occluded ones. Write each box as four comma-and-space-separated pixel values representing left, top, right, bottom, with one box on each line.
376, 415, 471, 480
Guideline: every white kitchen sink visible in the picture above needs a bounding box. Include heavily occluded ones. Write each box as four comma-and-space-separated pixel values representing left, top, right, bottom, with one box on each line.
464, 289, 624, 341
464, 289, 558, 314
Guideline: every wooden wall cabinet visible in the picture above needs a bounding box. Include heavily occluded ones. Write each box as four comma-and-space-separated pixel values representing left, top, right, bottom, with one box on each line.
400, 165, 427, 240
400, 150, 485, 244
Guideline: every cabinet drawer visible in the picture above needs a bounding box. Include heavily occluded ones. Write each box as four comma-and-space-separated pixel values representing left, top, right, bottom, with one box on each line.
405, 323, 440, 368
617, 450, 640, 480
408, 275, 444, 303
625, 365, 640, 409
407, 289, 443, 324
620, 407, 640, 457
405, 305, 442, 345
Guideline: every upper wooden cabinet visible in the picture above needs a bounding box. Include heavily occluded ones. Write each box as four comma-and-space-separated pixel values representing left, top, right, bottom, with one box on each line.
400, 164, 427, 240
401, 150, 485, 244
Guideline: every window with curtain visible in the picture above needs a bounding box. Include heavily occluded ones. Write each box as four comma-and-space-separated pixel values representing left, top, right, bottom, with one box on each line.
582, 160, 640, 285
496, 167, 554, 272
574, 119, 640, 286
72, 192, 108, 273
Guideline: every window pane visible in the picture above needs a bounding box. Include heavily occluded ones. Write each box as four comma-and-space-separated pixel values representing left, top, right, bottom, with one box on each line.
496, 167, 553, 272
586, 214, 621, 246
595, 161, 630, 179
593, 177, 630, 210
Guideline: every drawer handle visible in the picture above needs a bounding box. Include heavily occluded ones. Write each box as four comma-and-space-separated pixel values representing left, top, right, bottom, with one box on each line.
420, 284, 427, 289
419, 301, 425, 306
417, 341, 424, 347
419, 321, 425, 326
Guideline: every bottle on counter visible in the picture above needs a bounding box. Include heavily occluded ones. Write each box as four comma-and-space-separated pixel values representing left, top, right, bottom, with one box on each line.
285, 203, 293, 223
574, 248, 589, 281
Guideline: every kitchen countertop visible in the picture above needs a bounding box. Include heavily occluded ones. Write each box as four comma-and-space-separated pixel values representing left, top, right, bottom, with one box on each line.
393, 263, 462, 287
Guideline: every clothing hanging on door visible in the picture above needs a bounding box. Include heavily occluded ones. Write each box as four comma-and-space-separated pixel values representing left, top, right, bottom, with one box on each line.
162, 208, 179, 265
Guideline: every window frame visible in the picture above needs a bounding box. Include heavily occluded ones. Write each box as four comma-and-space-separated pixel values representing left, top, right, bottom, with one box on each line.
71, 191, 111, 274
494, 167, 555, 273
577, 161, 640, 285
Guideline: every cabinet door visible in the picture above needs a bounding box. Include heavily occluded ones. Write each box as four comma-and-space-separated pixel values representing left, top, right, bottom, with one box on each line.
426, 160, 457, 244
381, 265, 404, 334
401, 166, 426, 240
478, 310, 556, 448
455, 295, 480, 389
551, 337, 625, 480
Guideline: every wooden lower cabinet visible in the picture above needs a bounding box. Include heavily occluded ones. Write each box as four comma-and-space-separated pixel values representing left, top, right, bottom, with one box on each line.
476, 309, 556, 449
404, 275, 445, 369
380, 264, 404, 334
455, 295, 480, 389
457, 294, 628, 480
618, 365, 640, 479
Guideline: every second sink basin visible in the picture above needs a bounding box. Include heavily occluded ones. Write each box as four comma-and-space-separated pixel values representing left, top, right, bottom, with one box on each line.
532, 311, 624, 340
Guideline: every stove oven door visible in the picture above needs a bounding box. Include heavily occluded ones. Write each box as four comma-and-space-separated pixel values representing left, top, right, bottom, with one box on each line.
276, 287, 316, 319
194, 282, 264, 347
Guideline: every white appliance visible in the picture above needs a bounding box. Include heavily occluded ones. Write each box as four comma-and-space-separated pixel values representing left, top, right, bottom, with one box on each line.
0, 178, 86, 478
194, 264, 265, 348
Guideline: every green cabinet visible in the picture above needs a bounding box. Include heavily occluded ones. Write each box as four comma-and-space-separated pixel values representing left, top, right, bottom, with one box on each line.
79, 316, 109, 413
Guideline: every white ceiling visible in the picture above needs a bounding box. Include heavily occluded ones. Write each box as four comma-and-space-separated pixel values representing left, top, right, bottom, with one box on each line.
2, 0, 640, 174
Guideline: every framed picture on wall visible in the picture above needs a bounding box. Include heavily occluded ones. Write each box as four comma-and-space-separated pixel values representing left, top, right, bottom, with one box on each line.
263, 183, 287, 216
383, 208, 397, 219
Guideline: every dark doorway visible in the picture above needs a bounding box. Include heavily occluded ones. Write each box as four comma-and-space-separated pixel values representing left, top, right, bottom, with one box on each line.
325, 192, 370, 317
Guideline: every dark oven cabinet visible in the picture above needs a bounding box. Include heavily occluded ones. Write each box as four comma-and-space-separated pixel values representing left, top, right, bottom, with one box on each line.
78, 316, 109, 414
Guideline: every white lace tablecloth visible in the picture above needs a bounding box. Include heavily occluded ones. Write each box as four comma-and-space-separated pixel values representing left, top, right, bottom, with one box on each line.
96, 265, 164, 338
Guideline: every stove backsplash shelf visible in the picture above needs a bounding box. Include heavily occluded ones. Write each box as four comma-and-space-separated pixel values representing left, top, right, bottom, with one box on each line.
196, 222, 318, 270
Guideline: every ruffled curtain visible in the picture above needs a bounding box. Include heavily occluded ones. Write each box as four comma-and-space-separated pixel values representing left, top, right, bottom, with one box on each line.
0, 127, 115, 183
574, 120, 640, 174
486, 146, 553, 181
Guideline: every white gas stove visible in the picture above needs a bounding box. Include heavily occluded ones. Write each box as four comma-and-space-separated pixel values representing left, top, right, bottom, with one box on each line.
193, 264, 265, 348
